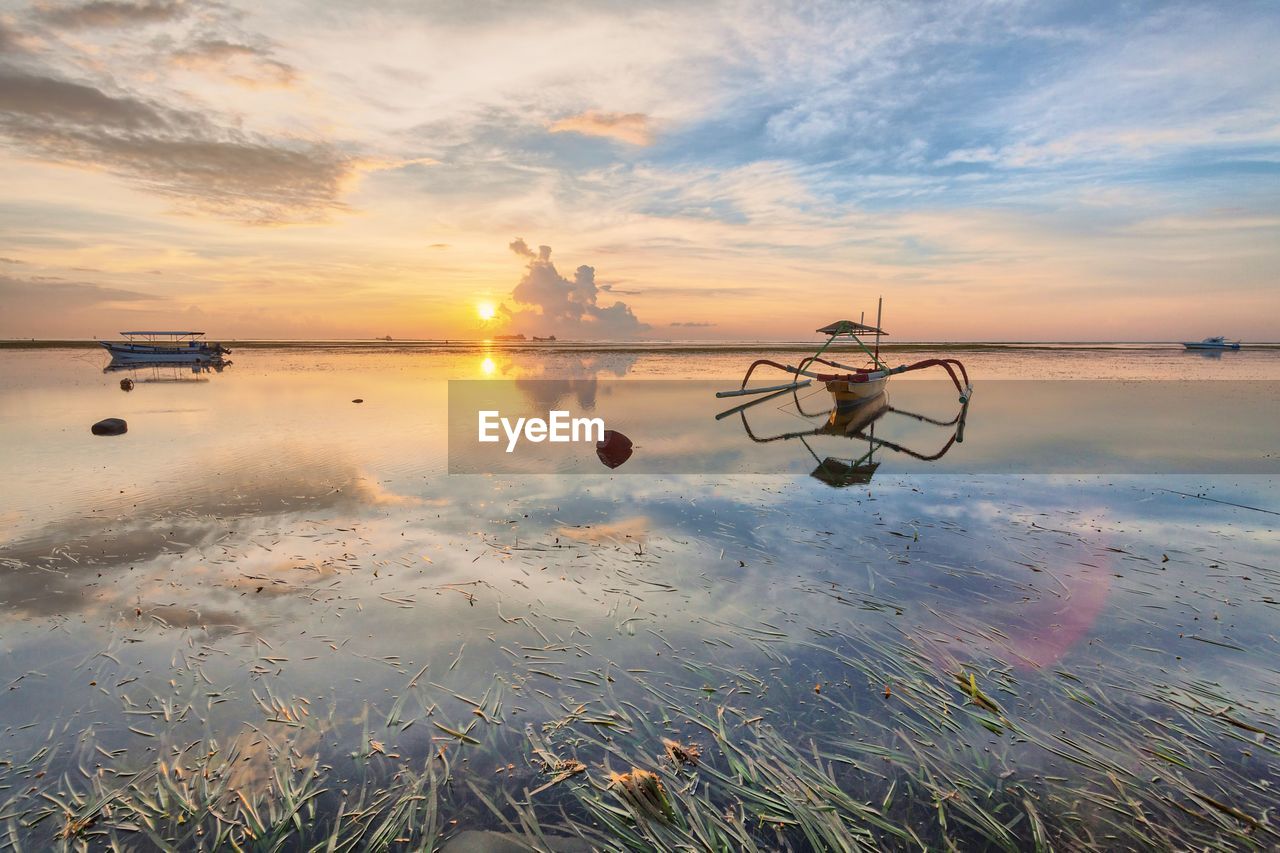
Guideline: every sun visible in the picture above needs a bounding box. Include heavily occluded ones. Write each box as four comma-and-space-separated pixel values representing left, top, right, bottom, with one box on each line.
476, 301, 496, 321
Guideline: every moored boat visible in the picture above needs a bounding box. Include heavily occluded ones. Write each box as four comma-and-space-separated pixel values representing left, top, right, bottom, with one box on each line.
99, 331, 231, 362
1182, 336, 1240, 350
715, 298, 973, 408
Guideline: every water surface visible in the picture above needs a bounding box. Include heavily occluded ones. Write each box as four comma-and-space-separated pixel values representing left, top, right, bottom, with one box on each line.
1, 346, 1277, 849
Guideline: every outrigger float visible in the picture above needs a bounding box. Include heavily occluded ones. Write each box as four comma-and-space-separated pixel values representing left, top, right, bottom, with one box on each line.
715, 299, 973, 407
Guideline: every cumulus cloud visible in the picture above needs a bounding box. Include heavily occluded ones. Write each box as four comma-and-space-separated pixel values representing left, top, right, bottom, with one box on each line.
34, 0, 189, 29
548, 110, 653, 146
170, 39, 299, 89
0, 68, 356, 223
498, 239, 647, 339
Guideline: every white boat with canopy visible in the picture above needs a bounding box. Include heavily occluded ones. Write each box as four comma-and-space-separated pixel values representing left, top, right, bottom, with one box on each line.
99, 331, 231, 362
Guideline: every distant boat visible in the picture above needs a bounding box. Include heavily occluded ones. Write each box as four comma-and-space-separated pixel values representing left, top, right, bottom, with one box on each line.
99, 331, 231, 362
533, 335, 557, 342
1182, 336, 1240, 350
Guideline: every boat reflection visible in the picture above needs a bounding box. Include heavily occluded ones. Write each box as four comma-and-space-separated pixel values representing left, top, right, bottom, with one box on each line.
104, 358, 232, 384
1185, 347, 1231, 360
719, 389, 969, 486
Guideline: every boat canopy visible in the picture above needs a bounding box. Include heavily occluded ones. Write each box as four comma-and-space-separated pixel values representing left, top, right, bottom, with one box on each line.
119, 331, 205, 337
816, 320, 887, 337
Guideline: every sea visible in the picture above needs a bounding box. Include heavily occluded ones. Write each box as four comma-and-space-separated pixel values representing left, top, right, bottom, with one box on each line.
0, 342, 1277, 849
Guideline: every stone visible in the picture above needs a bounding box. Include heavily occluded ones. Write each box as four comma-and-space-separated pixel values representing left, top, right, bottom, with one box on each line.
596, 429, 633, 469
91, 417, 128, 436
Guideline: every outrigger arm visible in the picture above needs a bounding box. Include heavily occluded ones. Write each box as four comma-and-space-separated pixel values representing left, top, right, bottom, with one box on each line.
719, 356, 973, 404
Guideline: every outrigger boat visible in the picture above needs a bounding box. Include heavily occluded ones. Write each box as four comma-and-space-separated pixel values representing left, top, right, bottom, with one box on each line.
99, 331, 231, 363
1181, 336, 1240, 351
715, 299, 973, 407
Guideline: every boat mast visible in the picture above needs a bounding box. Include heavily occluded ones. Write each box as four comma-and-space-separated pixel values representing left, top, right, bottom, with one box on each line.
874, 296, 883, 364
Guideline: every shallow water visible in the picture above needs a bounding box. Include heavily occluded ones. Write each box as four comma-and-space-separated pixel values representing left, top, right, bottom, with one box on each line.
1, 346, 1278, 849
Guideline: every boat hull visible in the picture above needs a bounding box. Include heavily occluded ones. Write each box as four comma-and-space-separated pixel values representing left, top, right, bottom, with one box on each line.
1182, 342, 1239, 350
825, 375, 888, 406
101, 342, 227, 362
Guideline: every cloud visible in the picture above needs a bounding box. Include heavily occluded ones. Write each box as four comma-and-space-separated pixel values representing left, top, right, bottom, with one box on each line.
0, 274, 150, 305
170, 39, 299, 89
499, 240, 648, 339
0, 20, 30, 53
0, 69, 160, 127
549, 110, 653, 145
0, 68, 357, 223
0, 274, 156, 333
34, 0, 189, 29
508, 237, 537, 258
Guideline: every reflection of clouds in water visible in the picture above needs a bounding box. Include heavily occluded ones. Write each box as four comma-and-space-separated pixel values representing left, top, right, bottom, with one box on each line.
557, 516, 649, 546
7, 457, 1266, 694
3, 462, 1277, 847
479, 351, 639, 411
387, 474, 1117, 674
467, 475, 1243, 677
2, 460, 1270, 679
0, 446, 411, 621
221, 722, 324, 796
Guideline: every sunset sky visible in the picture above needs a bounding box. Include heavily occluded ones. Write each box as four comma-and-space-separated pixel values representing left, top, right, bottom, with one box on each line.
1, 0, 1277, 340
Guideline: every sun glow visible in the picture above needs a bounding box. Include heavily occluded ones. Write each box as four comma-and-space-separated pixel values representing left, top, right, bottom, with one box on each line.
480, 357, 496, 376
477, 301, 496, 321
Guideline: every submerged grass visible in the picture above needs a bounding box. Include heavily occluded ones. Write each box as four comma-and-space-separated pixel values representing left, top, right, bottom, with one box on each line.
3, 476, 1278, 850
7, 727, 444, 852
5, 620, 1277, 850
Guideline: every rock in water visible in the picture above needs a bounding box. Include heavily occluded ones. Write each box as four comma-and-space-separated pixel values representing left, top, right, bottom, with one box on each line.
596, 430, 633, 469
352, 398, 364, 403
119, 378, 134, 391
91, 418, 128, 436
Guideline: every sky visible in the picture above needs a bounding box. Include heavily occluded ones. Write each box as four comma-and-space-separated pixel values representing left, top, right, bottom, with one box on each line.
0, 0, 1277, 341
